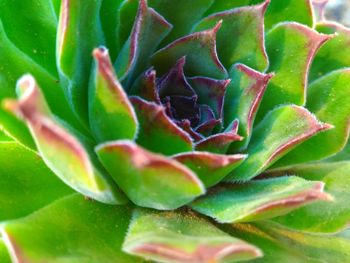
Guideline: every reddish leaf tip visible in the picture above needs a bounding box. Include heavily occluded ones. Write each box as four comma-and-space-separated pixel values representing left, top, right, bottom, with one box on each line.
259, 0, 271, 14
212, 20, 223, 34
253, 181, 333, 215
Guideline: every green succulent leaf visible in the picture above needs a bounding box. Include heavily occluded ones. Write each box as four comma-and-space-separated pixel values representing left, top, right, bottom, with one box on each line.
123, 208, 262, 263
0, 0, 58, 76
267, 161, 350, 233
195, 1, 269, 72
257, 22, 331, 119
89, 47, 138, 142
224, 221, 350, 263
115, 0, 172, 87
195, 122, 243, 154
100, 0, 124, 61
172, 151, 247, 187
96, 140, 205, 210
131, 96, 193, 155
0, 129, 10, 141
264, 0, 314, 30
310, 22, 350, 81
225, 64, 273, 150
1, 194, 141, 263
57, 0, 104, 123
205, 0, 314, 31
274, 69, 350, 167
152, 21, 227, 79
0, 110, 35, 150
148, 0, 214, 44
226, 105, 331, 181
0, 142, 72, 221
129, 68, 160, 102
0, 19, 77, 131
5, 75, 125, 204
191, 176, 330, 223
0, 238, 10, 263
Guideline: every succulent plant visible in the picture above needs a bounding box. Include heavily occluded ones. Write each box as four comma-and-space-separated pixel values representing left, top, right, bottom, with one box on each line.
1, 0, 350, 262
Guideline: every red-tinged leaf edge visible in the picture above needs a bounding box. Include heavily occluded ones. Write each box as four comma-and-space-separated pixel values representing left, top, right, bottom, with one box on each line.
152, 20, 228, 79
4, 75, 125, 204
130, 96, 194, 155
195, 121, 243, 154
90, 47, 139, 141
129, 242, 262, 263
172, 151, 247, 187
96, 140, 205, 210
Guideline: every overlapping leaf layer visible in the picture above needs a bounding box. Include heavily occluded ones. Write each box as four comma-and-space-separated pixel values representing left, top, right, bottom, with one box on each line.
0, 0, 350, 262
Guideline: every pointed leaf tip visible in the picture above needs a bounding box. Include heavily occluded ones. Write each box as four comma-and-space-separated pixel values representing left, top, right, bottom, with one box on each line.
191, 176, 331, 224
89, 47, 138, 142
6, 75, 125, 204
115, 0, 172, 87
258, 22, 333, 118
225, 64, 274, 150
195, 1, 269, 71
195, 122, 243, 154
130, 96, 193, 155
227, 105, 332, 181
96, 140, 204, 210
152, 21, 227, 79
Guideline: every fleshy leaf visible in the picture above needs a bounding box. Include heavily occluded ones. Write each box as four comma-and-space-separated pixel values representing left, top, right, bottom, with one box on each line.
115, 0, 172, 87
0, 0, 58, 76
0, 110, 35, 150
89, 47, 138, 142
96, 140, 205, 210
172, 151, 247, 187
191, 176, 330, 223
123, 208, 262, 263
100, 0, 124, 61
0, 142, 73, 221
224, 64, 273, 149
1, 194, 141, 263
130, 97, 193, 155
257, 22, 332, 119
148, 0, 214, 44
224, 221, 350, 263
5, 75, 125, 204
129, 68, 160, 102
310, 22, 350, 81
195, 1, 269, 71
226, 105, 332, 181
205, 0, 314, 30
57, 0, 104, 123
0, 19, 78, 133
152, 21, 227, 79
274, 69, 350, 167
195, 122, 243, 154
188, 77, 230, 119
267, 161, 350, 233
0, 238, 10, 263
157, 57, 195, 98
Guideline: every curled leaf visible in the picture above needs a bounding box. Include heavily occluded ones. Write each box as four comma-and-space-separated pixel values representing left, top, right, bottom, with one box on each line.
5, 75, 125, 204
